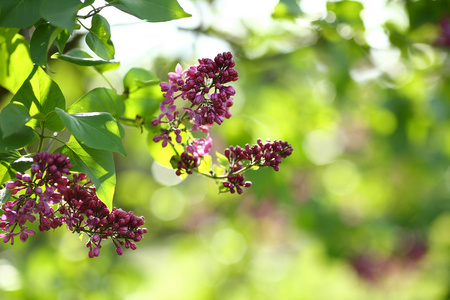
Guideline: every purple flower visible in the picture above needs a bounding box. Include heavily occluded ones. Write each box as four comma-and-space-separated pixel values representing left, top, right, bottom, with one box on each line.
0, 231, 19, 245
19, 227, 36, 242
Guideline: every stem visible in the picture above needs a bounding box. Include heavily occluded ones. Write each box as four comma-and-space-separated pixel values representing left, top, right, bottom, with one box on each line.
98, 70, 115, 91
37, 122, 46, 153
193, 159, 261, 180
42, 133, 66, 152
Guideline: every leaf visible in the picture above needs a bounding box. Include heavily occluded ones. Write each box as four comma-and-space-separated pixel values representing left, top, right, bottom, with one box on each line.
147, 130, 186, 168
57, 136, 116, 210
86, 14, 115, 61
123, 68, 160, 93
216, 151, 230, 168
11, 155, 34, 173
30, 23, 63, 68
198, 154, 212, 174
0, 0, 43, 28
0, 102, 32, 138
0, 187, 13, 206
123, 85, 162, 120
0, 125, 36, 153
54, 49, 120, 73
106, 0, 191, 22
217, 182, 230, 194
0, 28, 34, 94
0, 160, 15, 185
40, 0, 84, 32
55, 108, 126, 156
68, 88, 125, 118
11, 66, 66, 132
53, 29, 71, 53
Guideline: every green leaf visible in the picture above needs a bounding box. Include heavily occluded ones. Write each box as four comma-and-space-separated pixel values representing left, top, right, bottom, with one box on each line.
217, 182, 230, 194
30, 23, 63, 68
0, 151, 31, 185
198, 154, 212, 174
123, 68, 160, 93
11, 66, 66, 132
0, 187, 13, 206
11, 155, 34, 173
0, 153, 35, 185
55, 108, 126, 156
0, 28, 34, 94
106, 0, 191, 22
216, 151, 230, 168
57, 136, 116, 210
0, 125, 36, 153
68, 88, 125, 119
147, 130, 186, 167
0, 0, 43, 28
40, 0, 83, 32
86, 14, 115, 61
0, 161, 15, 185
123, 85, 162, 120
53, 29, 70, 53
0, 102, 32, 138
54, 49, 120, 72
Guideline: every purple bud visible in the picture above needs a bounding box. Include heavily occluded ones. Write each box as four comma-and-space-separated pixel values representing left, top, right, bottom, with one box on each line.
91, 234, 100, 243
6, 181, 15, 189
22, 173, 31, 183
118, 227, 128, 234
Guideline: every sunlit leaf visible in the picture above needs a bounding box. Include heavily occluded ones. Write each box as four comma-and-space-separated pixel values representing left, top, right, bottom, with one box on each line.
198, 154, 212, 174
56, 108, 126, 156
216, 151, 230, 168
123, 68, 160, 93
86, 14, 115, 60
123, 85, 161, 120
68, 88, 125, 119
0, 28, 34, 94
0, 160, 14, 185
54, 49, 120, 72
147, 130, 186, 168
11, 66, 66, 132
106, 0, 191, 22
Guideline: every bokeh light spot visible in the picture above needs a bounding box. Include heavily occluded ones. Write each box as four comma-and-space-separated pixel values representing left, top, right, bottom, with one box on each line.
150, 187, 185, 221
322, 160, 360, 196
303, 129, 343, 165
210, 228, 247, 265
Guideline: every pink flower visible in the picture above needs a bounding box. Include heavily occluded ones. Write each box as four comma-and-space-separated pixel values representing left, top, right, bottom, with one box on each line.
168, 63, 184, 84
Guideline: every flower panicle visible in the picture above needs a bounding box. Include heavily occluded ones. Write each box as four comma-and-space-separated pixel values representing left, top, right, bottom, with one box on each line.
0, 152, 148, 258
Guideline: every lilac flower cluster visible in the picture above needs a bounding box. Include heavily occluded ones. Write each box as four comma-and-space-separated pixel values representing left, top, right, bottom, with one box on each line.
221, 139, 294, 194
175, 133, 213, 176
0, 152, 147, 257
152, 52, 238, 149
151, 52, 293, 194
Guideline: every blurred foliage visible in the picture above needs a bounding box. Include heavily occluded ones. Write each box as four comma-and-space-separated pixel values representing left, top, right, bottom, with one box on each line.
1, 0, 450, 299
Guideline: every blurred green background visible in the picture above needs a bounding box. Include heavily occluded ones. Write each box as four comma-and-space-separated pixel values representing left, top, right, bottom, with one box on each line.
1, 0, 450, 299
